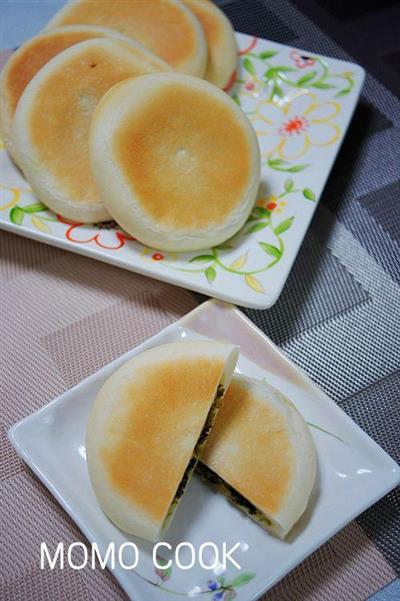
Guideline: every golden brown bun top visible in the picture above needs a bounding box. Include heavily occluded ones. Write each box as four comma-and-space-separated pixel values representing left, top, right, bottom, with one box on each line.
3, 27, 116, 117
47, 0, 201, 72
202, 378, 294, 516
25, 39, 166, 204
100, 354, 225, 521
113, 78, 253, 230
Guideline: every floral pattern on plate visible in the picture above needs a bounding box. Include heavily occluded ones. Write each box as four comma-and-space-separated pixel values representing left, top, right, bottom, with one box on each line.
0, 33, 364, 309
144, 556, 255, 599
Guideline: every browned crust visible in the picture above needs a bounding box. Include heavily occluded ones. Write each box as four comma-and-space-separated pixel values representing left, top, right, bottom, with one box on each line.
4, 28, 109, 116
49, 0, 198, 68
27, 42, 159, 203
113, 82, 252, 229
100, 356, 225, 521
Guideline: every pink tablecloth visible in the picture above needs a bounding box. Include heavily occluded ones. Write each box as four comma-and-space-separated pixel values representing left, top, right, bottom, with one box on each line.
0, 229, 396, 600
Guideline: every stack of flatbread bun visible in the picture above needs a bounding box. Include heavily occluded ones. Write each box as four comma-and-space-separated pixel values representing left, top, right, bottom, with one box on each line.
0, 0, 260, 251
86, 341, 317, 542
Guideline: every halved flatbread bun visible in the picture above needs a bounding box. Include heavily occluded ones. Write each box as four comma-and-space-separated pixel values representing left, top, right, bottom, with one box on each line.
183, 0, 238, 88
86, 340, 239, 542
13, 38, 170, 223
199, 375, 316, 538
90, 73, 260, 250
45, 0, 207, 77
0, 25, 168, 163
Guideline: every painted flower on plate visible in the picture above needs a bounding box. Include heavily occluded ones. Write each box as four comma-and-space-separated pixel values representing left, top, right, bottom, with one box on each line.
152, 252, 164, 261
251, 92, 341, 159
58, 216, 134, 250
208, 580, 219, 591
290, 49, 315, 69
154, 555, 172, 582
257, 194, 287, 213
139, 246, 179, 262
241, 75, 265, 98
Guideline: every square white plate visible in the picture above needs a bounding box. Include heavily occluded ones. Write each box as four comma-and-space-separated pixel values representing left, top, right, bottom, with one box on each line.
0, 32, 364, 309
9, 300, 399, 601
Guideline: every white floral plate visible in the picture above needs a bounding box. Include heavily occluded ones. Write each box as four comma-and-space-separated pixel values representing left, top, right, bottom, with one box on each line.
0, 33, 364, 309
9, 300, 399, 601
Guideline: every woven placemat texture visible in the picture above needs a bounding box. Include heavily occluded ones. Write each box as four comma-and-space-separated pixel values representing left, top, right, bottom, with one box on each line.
216, 0, 400, 583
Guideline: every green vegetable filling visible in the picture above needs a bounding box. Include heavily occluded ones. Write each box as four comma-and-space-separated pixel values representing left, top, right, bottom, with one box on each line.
196, 462, 272, 529
162, 384, 225, 530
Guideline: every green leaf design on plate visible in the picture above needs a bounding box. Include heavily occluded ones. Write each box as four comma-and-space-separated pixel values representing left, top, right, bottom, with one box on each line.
10, 206, 25, 225
227, 572, 256, 589
232, 93, 241, 106
267, 157, 309, 172
284, 163, 309, 172
274, 216, 294, 235
189, 254, 214, 263
284, 178, 294, 192
268, 157, 288, 167
303, 188, 316, 201
335, 88, 350, 98
272, 83, 283, 98
275, 65, 296, 73
215, 242, 233, 250
263, 67, 275, 81
205, 266, 216, 283
243, 57, 255, 75
264, 65, 295, 83
224, 591, 237, 601
259, 242, 282, 258
22, 202, 47, 213
163, 566, 172, 581
258, 49, 278, 59
296, 70, 318, 86
312, 81, 336, 90
252, 206, 270, 218
246, 221, 268, 234
154, 555, 173, 582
